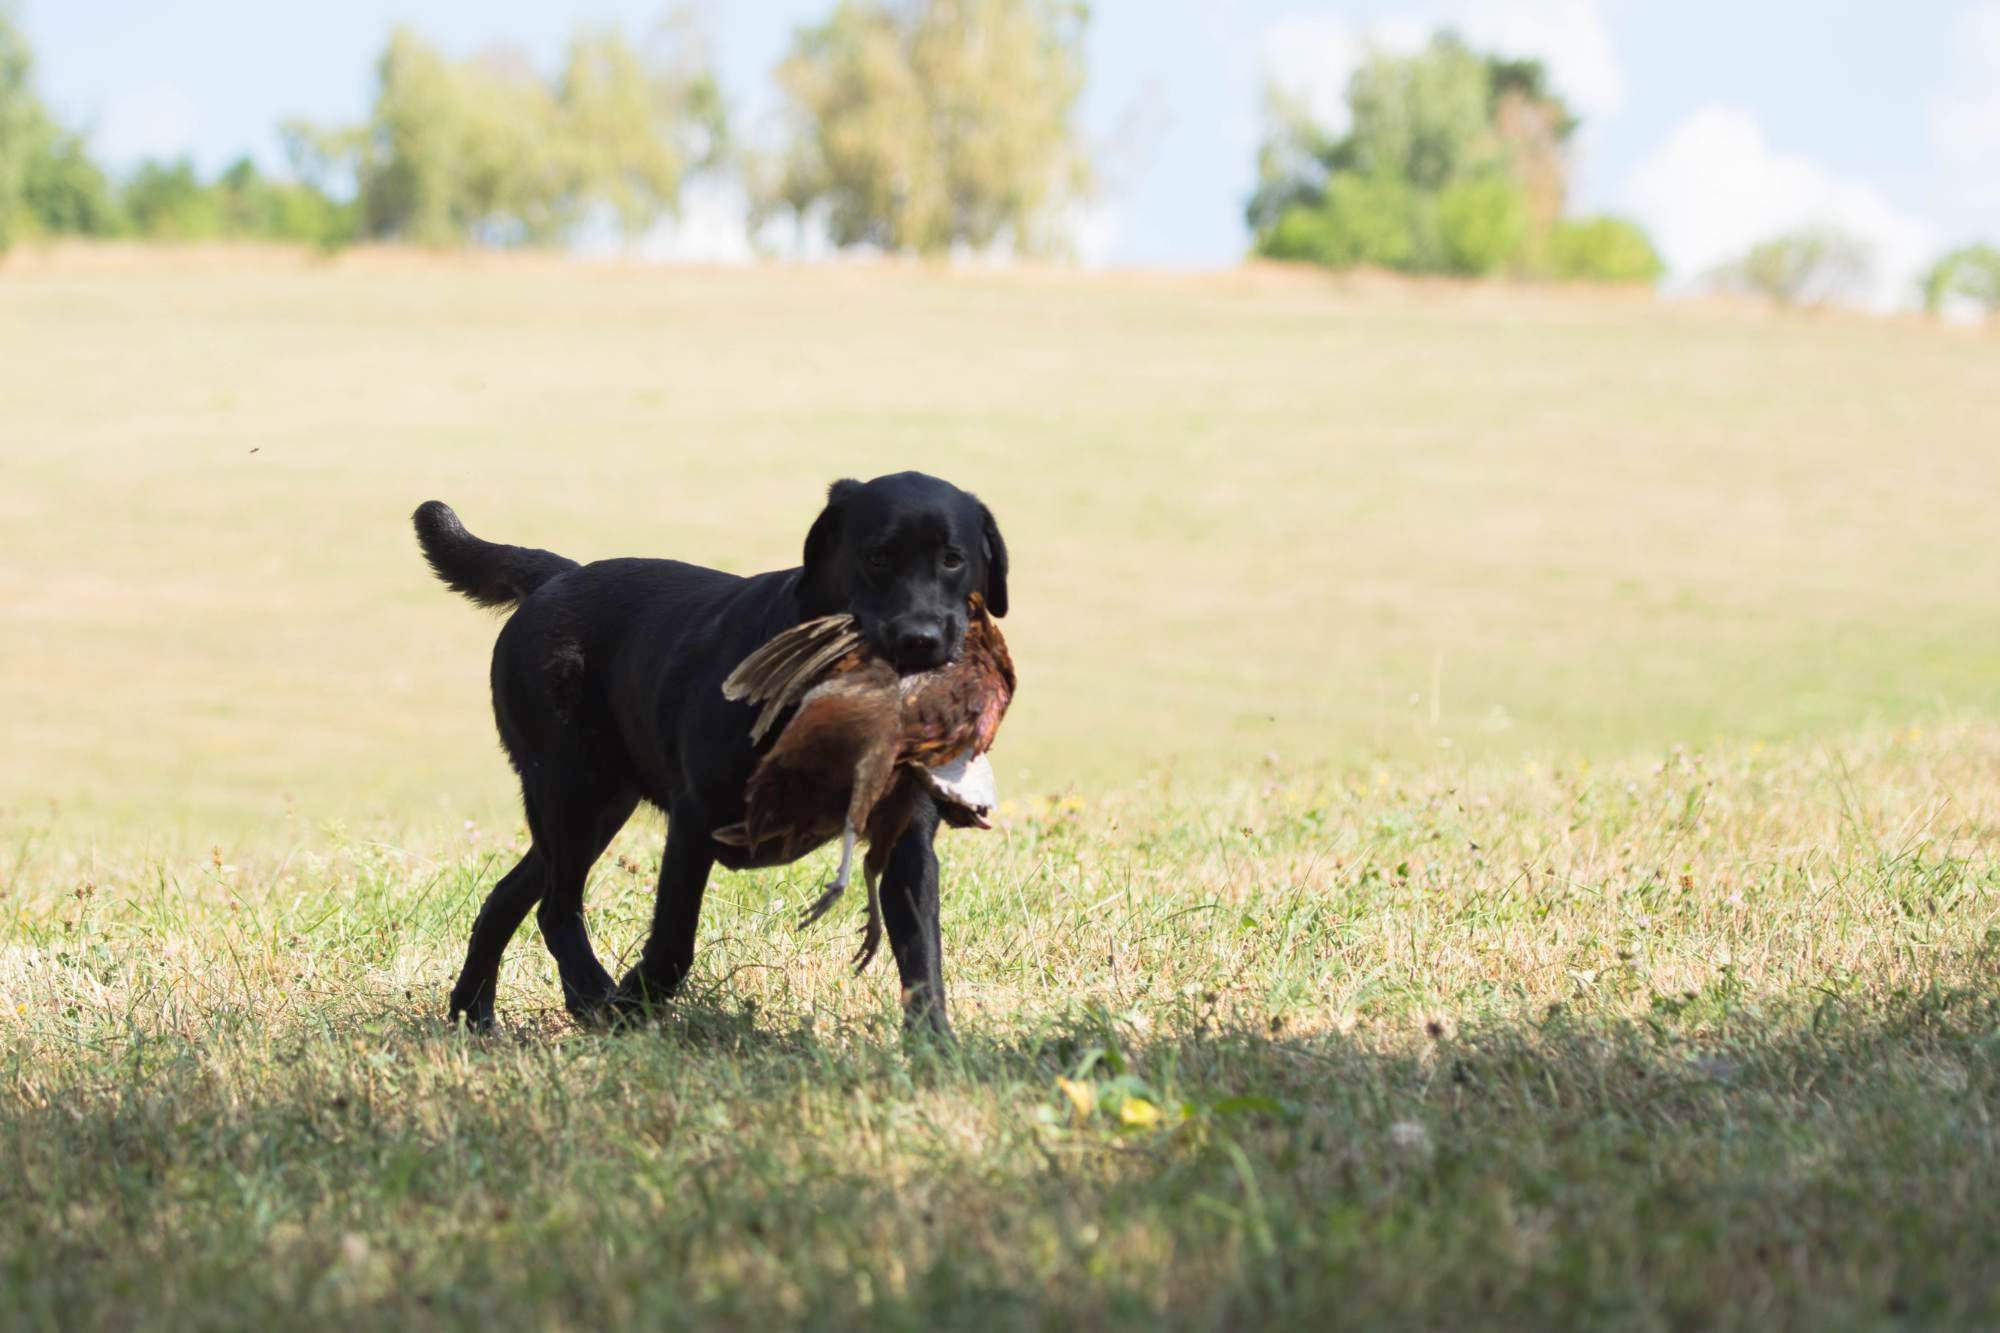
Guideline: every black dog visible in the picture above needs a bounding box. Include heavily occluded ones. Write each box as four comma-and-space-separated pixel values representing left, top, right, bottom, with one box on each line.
413, 472, 1007, 1036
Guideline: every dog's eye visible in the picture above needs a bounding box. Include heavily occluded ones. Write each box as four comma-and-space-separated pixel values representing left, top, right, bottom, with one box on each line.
939, 549, 965, 573
864, 551, 892, 576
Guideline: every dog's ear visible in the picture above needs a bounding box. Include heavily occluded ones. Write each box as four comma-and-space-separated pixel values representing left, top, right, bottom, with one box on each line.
800, 478, 863, 609
978, 501, 1009, 617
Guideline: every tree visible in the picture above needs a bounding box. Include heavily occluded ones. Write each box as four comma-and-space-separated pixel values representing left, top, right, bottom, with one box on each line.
1246, 38, 1506, 245
1248, 35, 1546, 277
560, 25, 725, 238
1247, 32, 1661, 285
1548, 216, 1663, 284
21, 125, 118, 237
763, 0, 1091, 256
0, 10, 45, 249
1435, 175, 1527, 276
290, 22, 723, 247
1488, 56, 1574, 270
1710, 228, 1874, 307
1922, 243, 2000, 318
2, 12, 125, 246
123, 157, 220, 238
115, 155, 354, 246
1256, 171, 1417, 269
1342, 35, 1503, 193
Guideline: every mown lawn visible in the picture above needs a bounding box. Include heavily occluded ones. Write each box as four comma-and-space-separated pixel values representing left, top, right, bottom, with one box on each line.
6, 723, 1997, 1329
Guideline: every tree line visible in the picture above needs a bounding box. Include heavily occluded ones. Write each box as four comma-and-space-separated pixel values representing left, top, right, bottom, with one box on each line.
0, 2, 1086, 260
1, 3, 1994, 315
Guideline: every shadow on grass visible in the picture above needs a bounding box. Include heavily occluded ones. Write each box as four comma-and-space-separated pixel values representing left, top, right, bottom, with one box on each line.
6, 978, 1999, 1329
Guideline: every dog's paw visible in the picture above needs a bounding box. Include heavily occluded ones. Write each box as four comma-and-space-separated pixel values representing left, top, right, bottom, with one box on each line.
584, 969, 674, 1031
447, 983, 497, 1033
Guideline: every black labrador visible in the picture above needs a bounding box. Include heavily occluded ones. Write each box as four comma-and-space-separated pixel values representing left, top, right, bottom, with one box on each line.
412, 471, 1007, 1036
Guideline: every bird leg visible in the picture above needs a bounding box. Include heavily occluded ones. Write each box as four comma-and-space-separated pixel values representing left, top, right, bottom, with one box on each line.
799, 819, 857, 929
851, 866, 884, 974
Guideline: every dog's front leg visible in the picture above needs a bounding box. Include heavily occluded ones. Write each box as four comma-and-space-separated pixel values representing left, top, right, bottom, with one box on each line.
880, 798, 952, 1040
606, 798, 715, 1018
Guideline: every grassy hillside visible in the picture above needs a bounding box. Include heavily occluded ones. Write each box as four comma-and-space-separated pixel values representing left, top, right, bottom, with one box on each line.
3, 252, 1998, 1327
2, 253, 1997, 836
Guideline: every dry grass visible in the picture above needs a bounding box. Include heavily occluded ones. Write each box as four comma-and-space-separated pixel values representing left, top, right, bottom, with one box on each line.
3, 252, 1998, 835
3, 251, 1999, 1327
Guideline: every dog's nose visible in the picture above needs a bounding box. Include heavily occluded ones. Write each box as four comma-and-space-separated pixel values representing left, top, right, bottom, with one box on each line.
892, 624, 947, 671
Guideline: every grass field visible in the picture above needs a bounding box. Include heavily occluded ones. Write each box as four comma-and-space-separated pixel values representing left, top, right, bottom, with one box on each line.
5, 250, 1999, 834
4, 249, 2000, 1327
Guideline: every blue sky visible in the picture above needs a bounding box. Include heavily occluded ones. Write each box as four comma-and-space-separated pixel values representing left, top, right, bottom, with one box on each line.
19, 1, 2000, 304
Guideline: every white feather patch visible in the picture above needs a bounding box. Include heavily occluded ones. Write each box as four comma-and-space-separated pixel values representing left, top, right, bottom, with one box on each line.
926, 750, 997, 827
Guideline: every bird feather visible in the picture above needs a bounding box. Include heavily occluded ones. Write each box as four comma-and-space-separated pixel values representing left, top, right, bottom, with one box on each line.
721, 614, 863, 742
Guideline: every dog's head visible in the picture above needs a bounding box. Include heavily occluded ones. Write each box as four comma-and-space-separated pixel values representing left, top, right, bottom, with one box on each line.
799, 471, 1009, 673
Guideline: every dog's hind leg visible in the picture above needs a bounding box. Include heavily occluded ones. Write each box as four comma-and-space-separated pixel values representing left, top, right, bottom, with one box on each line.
533, 783, 639, 1021
448, 847, 545, 1030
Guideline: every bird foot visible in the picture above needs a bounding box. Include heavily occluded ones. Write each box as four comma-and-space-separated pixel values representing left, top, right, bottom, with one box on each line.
849, 913, 883, 974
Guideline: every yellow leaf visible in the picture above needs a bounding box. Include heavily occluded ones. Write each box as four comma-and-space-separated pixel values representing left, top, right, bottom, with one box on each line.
1055, 1076, 1096, 1119
1118, 1096, 1162, 1129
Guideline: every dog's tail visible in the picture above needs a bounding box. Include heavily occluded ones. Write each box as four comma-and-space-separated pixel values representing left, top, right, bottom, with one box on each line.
412, 501, 579, 610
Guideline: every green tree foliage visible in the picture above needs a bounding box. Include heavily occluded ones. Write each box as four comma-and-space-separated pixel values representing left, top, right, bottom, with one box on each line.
3, 12, 347, 250
21, 130, 118, 236
0, 10, 50, 249
1921, 243, 2000, 317
1549, 216, 1664, 284
3, 14, 121, 246
1343, 35, 1502, 192
121, 155, 355, 246
1435, 175, 1527, 275
1711, 227, 1874, 307
1249, 32, 1661, 285
1257, 172, 1417, 269
763, 0, 1091, 256
214, 158, 356, 246
122, 158, 217, 237
292, 23, 722, 247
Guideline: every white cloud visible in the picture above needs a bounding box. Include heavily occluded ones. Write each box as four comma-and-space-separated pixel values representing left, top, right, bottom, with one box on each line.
1456, 0, 1626, 121
1258, 1, 1626, 136
1259, 15, 1387, 137
1930, 2, 2000, 207
1624, 106, 1938, 310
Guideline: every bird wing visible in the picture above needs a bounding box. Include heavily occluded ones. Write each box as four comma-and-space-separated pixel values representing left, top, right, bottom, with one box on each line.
721, 614, 865, 744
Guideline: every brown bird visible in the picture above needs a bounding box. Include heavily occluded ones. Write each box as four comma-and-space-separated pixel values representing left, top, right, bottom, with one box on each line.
712, 593, 1015, 971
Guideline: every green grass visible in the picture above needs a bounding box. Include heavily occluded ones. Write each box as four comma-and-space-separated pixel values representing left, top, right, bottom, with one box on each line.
6, 723, 2000, 1328
4, 251, 2000, 1327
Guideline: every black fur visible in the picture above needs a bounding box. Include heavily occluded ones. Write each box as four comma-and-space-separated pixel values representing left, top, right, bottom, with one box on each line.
412, 499, 578, 609
414, 472, 1008, 1035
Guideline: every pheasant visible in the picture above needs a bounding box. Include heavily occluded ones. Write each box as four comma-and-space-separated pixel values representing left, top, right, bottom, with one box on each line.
712, 593, 1015, 971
